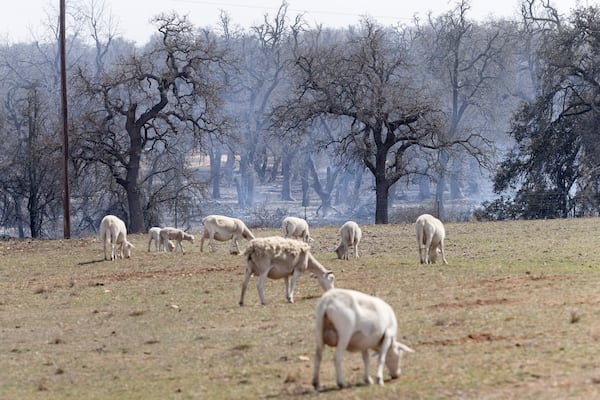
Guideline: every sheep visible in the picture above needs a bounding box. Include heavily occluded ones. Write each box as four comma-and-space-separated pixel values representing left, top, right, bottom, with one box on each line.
415, 213, 448, 264
281, 216, 313, 243
99, 215, 134, 261
159, 227, 194, 253
239, 236, 335, 306
334, 221, 362, 260
312, 288, 414, 390
200, 215, 255, 255
147, 227, 175, 252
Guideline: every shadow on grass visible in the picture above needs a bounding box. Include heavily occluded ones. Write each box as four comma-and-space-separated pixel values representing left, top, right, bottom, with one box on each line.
78, 259, 106, 266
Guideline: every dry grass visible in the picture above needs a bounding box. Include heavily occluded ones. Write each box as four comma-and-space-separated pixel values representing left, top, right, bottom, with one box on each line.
2, 218, 600, 399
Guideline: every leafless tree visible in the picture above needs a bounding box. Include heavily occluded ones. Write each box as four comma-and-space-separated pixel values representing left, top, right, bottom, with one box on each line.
415, 0, 508, 218
225, 2, 303, 207
276, 19, 491, 223
73, 13, 231, 232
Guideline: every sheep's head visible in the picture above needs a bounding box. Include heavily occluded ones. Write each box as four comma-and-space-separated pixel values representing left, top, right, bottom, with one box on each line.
166, 240, 175, 252
386, 341, 414, 379
123, 242, 134, 258
318, 271, 335, 291
334, 244, 347, 260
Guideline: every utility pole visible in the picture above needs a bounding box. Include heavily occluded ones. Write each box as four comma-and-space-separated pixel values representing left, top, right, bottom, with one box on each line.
60, 0, 71, 238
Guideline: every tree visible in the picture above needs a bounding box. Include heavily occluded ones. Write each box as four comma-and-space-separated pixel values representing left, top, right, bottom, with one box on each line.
493, 3, 600, 218
224, 2, 302, 208
0, 83, 63, 237
276, 19, 490, 223
74, 13, 230, 232
416, 0, 510, 218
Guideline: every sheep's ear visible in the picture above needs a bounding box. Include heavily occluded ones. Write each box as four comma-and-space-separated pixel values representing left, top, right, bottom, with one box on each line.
395, 341, 415, 353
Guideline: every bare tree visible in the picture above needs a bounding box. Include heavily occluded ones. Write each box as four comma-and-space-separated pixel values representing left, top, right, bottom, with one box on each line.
0, 84, 62, 237
416, 0, 509, 218
74, 13, 230, 232
276, 19, 490, 223
225, 2, 302, 207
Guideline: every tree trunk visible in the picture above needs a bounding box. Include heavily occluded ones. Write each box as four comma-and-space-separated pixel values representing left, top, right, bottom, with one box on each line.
124, 110, 145, 233
125, 149, 145, 233
13, 194, 25, 238
238, 154, 254, 208
436, 150, 450, 220
374, 178, 389, 224
210, 146, 222, 199
419, 175, 431, 200
281, 156, 294, 201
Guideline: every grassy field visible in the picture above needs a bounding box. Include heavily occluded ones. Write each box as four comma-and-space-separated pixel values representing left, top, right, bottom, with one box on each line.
2, 218, 600, 399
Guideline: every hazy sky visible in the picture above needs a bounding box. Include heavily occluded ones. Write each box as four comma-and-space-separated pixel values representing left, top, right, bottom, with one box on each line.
1, 0, 584, 45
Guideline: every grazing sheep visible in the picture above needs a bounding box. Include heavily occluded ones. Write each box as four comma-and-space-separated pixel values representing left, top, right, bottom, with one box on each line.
415, 214, 448, 264
159, 227, 194, 253
147, 227, 175, 252
334, 221, 362, 260
200, 215, 255, 255
239, 237, 335, 306
312, 288, 414, 390
281, 216, 313, 243
99, 215, 134, 261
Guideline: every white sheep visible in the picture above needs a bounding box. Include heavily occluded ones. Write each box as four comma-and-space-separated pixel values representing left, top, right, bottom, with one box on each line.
200, 215, 255, 255
159, 227, 194, 253
147, 227, 174, 252
239, 236, 335, 306
415, 213, 448, 264
312, 288, 414, 390
99, 215, 134, 261
334, 221, 362, 260
281, 216, 313, 243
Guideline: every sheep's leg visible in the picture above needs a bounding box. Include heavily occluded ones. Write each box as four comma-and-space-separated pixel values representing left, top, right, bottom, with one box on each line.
440, 242, 448, 264
312, 341, 324, 390
229, 236, 239, 255
199, 235, 205, 252
424, 236, 433, 264
103, 237, 108, 260
287, 269, 303, 304
283, 276, 291, 303
362, 350, 374, 385
256, 271, 269, 305
239, 263, 252, 306
374, 335, 393, 385
334, 334, 351, 388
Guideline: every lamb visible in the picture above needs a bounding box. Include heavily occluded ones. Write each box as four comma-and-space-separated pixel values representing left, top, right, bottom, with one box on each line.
159, 227, 194, 253
415, 213, 448, 264
147, 227, 175, 252
281, 216, 313, 243
200, 215, 255, 255
99, 215, 134, 261
334, 221, 362, 260
239, 236, 335, 306
312, 288, 414, 390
